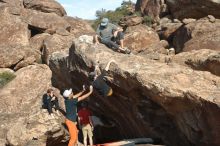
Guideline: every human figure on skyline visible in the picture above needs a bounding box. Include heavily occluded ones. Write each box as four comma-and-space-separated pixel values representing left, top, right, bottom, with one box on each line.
94, 17, 131, 54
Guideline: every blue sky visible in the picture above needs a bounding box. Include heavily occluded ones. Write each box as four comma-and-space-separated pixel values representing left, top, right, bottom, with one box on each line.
56, 0, 137, 20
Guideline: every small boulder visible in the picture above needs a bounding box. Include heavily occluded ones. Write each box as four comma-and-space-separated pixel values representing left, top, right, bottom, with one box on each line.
64, 16, 95, 38
119, 15, 143, 27
182, 18, 196, 25
124, 24, 160, 52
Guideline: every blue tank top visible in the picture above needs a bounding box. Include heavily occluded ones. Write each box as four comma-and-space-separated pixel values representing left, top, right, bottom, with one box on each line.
64, 97, 78, 122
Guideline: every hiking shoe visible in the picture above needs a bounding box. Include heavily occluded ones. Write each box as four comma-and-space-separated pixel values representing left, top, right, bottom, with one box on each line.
125, 48, 131, 54
122, 47, 131, 54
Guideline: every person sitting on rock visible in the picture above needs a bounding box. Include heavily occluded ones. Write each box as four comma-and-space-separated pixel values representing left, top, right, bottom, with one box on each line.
94, 17, 131, 54
63, 85, 93, 146
42, 88, 60, 117
89, 60, 115, 97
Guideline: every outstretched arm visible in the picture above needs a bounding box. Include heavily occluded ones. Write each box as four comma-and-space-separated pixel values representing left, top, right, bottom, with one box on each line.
78, 86, 93, 101
73, 85, 86, 98
94, 35, 100, 44
105, 60, 116, 71
94, 64, 101, 76
95, 26, 101, 44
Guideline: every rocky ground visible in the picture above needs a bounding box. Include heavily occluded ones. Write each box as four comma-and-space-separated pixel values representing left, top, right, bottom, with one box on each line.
0, 0, 220, 146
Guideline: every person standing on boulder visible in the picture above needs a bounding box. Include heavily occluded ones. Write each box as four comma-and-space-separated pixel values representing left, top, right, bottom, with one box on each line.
78, 101, 94, 146
94, 17, 131, 54
63, 86, 93, 146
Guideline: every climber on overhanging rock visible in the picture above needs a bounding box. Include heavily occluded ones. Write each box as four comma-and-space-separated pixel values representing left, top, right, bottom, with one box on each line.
63, 85, 93, 146
94, 17, 131, 54
89, 60, 115, 97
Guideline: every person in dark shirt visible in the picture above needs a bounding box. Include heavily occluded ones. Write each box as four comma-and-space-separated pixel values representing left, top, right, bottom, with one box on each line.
43, 88, 60, 117
94, 17, 131, 54
63, 86, 93, 146
78, 102, 93, 146
89, 60, 116, 97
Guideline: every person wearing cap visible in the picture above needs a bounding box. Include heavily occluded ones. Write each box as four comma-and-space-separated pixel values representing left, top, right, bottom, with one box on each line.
89, 60, 115, 97
63, 85, 93, 146
94, 18, 131, 54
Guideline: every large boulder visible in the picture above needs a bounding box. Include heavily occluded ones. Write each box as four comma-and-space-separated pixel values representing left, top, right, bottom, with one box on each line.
0, 65, 52, 112
0, 3, 23, 16
135, 0, 162, 22
124, 24, 160, 52
29, 33, 51, 51
42, 34, 74, 64
0, 45, 39, 70
157, 22, 183, 44
0, 0, 23, 7
49, 51, 73, 89
173, 17, 220, 53
50, 38, 220, 146
23, 0, 66, 16
64, 16, 95, 38
21, 9, 70, 34
0, 9, 29, 46
0, 64, 65, 146
0, 9, 39, 70
172, 49, 220, 77
166, 0, 220, 19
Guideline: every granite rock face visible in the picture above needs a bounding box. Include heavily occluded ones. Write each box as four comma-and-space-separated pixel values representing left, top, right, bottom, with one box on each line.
0, 64, 65, 146
135, 0, 162, 22
173, 17, 220, 53
0, 0, 94, 68
21, 9, 70, 34
23, 0, 67, 16
64, 16, 95, 38
119, 15, 143, 27
1, 0, 220, 146
172, 49, 220, 77
166, 0, 220, 19
50, 37, 220, 146
124, 24, 161, 53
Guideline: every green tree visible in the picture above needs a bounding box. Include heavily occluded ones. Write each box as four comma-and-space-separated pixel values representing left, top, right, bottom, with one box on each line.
143, 15, 153, 26
95, 8, 106, 19
121, 0, 133, 7
92, 0, 134, 30
0, 72, 16, 88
